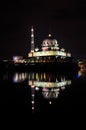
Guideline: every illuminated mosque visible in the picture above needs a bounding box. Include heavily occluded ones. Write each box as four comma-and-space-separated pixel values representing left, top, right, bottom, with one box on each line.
12, 26, 78, 71
28, 26, 71, 63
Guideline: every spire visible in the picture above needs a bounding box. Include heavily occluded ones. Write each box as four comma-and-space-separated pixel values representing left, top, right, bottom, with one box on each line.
31, 26, 34, 52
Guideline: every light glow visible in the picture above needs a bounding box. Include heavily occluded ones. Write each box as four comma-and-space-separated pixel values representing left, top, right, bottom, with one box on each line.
28, 51, 67, 57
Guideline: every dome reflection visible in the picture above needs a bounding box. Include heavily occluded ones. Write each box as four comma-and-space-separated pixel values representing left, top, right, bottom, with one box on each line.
42, 88, 60, 99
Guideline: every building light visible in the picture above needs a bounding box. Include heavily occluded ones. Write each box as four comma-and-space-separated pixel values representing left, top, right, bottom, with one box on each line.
48, 34, 51, 37
35, 48, 39, 52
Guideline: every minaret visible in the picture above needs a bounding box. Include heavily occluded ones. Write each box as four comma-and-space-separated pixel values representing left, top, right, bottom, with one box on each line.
31, 26, 34, 52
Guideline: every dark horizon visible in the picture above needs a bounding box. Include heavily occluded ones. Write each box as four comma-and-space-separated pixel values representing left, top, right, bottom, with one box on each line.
0, 0, 86, 60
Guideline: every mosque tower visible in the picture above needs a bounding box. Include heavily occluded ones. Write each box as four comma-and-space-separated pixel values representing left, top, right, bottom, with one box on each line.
31, 26, 34, 52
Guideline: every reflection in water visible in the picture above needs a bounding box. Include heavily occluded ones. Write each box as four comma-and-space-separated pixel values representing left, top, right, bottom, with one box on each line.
3, 72, 9, 80
76, 70, 86, 78
28, 72, 72, 112
1, 70, 86, 121
31, 85, 35, 112
42, 87, 60, 99
13, 72, 28, 83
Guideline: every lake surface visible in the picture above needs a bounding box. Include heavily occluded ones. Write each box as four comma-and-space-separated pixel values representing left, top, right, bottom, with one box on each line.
0, 70, 86, 127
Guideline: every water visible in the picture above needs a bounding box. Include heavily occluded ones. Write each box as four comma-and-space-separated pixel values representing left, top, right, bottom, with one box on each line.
0, 70, 86, 127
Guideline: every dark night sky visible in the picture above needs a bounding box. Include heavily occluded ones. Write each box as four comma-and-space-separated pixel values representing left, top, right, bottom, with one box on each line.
0, 0, 86, 60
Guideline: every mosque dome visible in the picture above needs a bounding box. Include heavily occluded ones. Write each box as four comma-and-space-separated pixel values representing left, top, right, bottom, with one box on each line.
42, 34, 58, 47
41, 34, 59, 51
42, 39, 58, 47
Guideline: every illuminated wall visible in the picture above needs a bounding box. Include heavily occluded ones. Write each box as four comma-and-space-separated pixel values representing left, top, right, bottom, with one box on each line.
28, 51, 71, 57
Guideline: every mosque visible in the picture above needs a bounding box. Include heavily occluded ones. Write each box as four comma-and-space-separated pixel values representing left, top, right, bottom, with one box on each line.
28, 26, 72, 64
27, 26, 78, 71
12, 26, 78, 71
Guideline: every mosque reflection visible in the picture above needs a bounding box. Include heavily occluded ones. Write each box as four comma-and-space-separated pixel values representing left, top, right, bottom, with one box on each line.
1, 69, 86, 117
28, 72, 72, 112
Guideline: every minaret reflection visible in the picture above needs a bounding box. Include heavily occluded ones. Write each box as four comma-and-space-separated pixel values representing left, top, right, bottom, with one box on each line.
28, 72, 72, 112
31, 85, 35, 112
